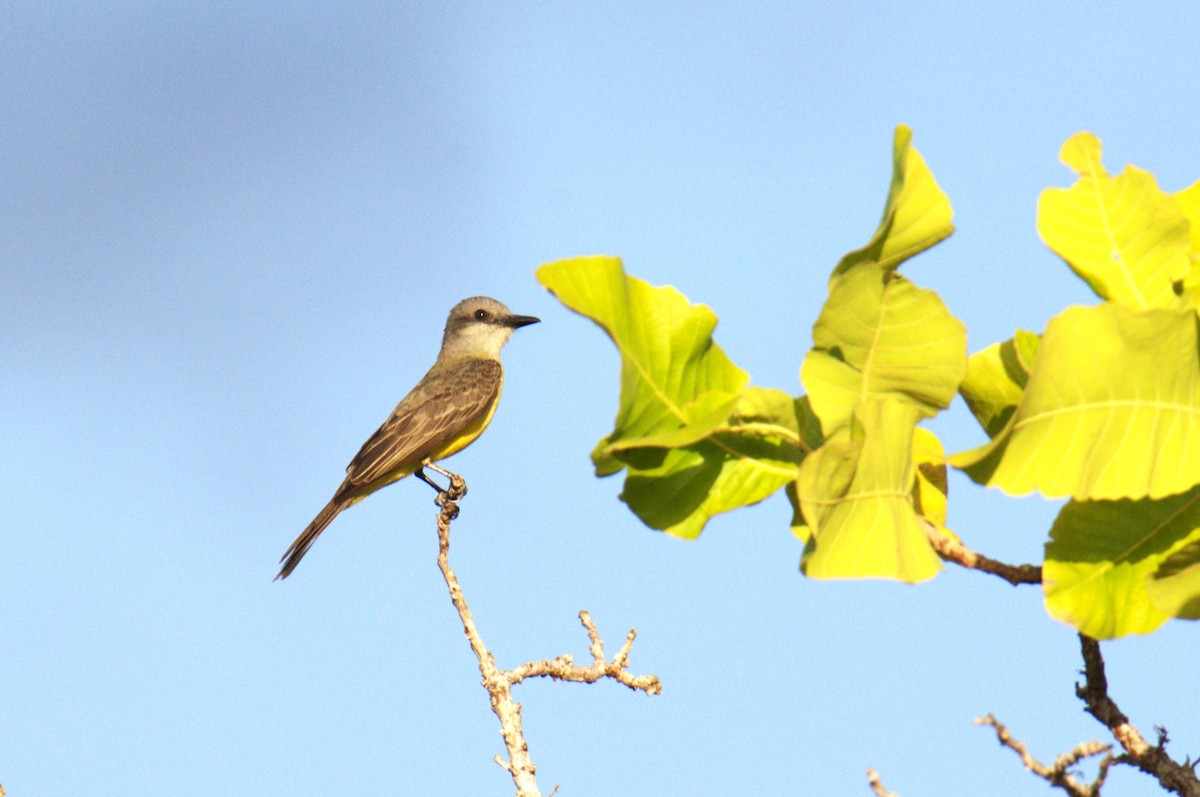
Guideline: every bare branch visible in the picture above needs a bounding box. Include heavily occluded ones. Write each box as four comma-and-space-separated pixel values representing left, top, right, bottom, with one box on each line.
976, 713, 1111, 797
507, 612, 662, 694
1076, 635, 1200, 797
866, 767, 899, 797
925, 525, 1042, 586
436, 476, 540, 797
435, 475, 662, 796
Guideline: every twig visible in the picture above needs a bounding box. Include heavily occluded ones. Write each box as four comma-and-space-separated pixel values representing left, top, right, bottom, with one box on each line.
866, 767, 899, 797
435, 476, 661, 797
435, 476, 540, 796
508, 613, 662, 694
1076, 635, 1200, 797
975, 713, 1112, 797
925, 525, 1042, 586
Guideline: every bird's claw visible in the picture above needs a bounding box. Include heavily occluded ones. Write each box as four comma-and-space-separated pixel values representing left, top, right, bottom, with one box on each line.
435, 491, 461, 520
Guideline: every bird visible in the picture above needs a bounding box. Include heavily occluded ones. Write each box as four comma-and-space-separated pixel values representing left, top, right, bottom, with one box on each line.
276, 296, 539, 579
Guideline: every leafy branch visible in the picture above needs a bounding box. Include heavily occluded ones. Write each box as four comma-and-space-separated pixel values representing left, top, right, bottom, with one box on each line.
925, 525, 1042, 586
537, 125, 1200, 635
536, 126, 1200, 795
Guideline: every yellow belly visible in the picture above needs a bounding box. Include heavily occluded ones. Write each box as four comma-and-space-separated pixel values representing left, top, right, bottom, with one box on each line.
428, 382, 502, 463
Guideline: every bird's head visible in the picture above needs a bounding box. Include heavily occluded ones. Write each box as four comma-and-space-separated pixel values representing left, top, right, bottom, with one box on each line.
440, 296, 540, 358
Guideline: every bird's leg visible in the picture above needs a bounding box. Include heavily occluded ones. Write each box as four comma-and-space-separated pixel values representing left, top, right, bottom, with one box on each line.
415, 466, 447, 494
426, 462, 467, 501
416, 467, 455, 519
417, 463, 467, 518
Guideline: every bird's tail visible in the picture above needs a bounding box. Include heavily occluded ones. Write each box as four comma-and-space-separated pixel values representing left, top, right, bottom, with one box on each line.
276, 498, 346, 580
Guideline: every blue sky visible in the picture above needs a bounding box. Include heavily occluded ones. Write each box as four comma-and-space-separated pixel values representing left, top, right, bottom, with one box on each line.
4, 3, 1199, 795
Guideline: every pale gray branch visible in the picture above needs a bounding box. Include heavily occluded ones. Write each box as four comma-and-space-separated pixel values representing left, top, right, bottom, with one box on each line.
435, 477, 661, 797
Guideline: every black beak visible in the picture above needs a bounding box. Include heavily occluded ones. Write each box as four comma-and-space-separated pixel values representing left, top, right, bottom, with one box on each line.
506, 314, 541, 329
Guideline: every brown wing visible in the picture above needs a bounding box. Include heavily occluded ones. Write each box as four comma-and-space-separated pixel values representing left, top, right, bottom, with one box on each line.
340, 358, 502, 492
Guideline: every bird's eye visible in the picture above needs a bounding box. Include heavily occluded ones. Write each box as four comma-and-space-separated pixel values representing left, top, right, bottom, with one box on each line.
474, 309, 490, 321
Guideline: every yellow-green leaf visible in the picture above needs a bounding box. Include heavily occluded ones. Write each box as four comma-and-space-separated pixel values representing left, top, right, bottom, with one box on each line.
797, 398, 942, 582
604, 391, 742, 452
912, 427, 948, 529
1176, 179, 1200, 253
785, 395, 826, 544
958, 331, 1039, 438
1038, 131, 1191, 309
538, 256, 805, 538
1175, 179, 1200, 300
618, 388, 805, 539
620, 430, 799, 540
1146, 538, 1200, 620
1045, 488, 1200, 638
952, 303, 1200, 500
802, 263, 967, 436
537, 255, 749, 476
832, 125, 955, 279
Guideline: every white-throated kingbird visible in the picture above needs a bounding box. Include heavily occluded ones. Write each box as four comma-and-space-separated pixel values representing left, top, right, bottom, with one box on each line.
276, 296, 539, 579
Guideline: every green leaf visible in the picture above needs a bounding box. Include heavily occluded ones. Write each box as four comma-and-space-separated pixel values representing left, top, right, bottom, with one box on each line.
790, 127, 957, 580
536, 255, 750, 476
912, 427, 949, 529
1038, 131, 1191, 309
832, 124, 955, 278
604, 391, 742, 453
785, 395, 826, 544
1012, 328, 1041, 371
787, 481, 809, 543
1044, 488, 1200, 638
1146, 538, 1200, 620
620, 429, 800, 540
802, 263, 967, 436
951, 303, 1200, 500
1175, 180, 1200, 300
537, 256, 806, 538
1177, 179, 1200, 253
797, 398, 942, 582
618, 388, 805, 539
958, 330, 1039, 438
797, 423, 951, 544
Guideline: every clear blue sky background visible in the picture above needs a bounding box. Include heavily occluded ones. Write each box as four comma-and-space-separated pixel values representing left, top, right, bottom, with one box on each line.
4, 3, 1199, 795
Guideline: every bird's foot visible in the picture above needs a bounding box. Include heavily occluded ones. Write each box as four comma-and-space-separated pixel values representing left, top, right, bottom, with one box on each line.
435, 490, 461, 520
428, 466, 466, 520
